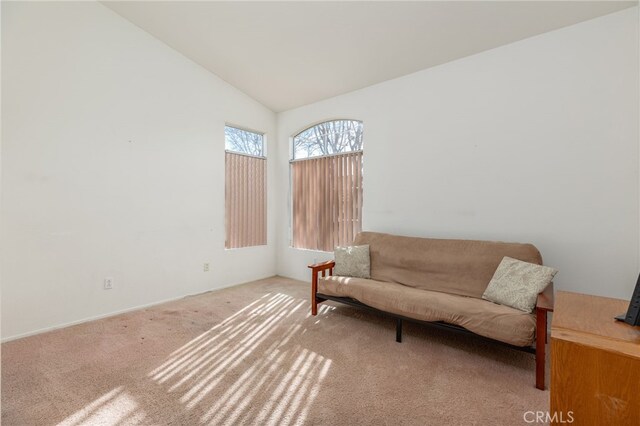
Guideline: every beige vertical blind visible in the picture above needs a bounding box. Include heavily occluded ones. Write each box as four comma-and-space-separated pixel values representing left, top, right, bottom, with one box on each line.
291, 151, 363, 252
225, 152, 267, 249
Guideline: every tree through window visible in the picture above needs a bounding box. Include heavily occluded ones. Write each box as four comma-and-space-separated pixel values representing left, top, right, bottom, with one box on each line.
293, 119, 363, 159
225, 125, 264, 157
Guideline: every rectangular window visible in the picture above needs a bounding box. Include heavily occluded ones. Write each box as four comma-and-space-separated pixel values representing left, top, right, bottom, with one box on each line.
225, 126, 266, 249
290, 120, 363, 251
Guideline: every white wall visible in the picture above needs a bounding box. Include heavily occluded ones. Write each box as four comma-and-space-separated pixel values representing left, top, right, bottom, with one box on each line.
1, 2, 278, 340
276, 7, 640, 300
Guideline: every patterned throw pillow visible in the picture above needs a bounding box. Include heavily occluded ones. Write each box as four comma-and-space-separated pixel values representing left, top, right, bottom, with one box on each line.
334, 245, 371, 279
482, 257, 557, 313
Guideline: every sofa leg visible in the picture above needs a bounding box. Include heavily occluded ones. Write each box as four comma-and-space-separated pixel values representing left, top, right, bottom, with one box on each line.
396, 318, 403, 343
535, 309, 547, 390
310, 294, 325, 316
311, 270, 318, 316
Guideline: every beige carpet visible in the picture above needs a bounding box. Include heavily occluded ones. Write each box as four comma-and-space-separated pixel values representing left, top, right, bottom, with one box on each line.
2, 276, 549, 425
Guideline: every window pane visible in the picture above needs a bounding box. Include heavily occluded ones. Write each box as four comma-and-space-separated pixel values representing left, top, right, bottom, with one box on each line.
225, 152, 267, 249
225, 125, 267, 249
291, 152, 363, 251
225, 126, 264, 157
293, 120, 363, 159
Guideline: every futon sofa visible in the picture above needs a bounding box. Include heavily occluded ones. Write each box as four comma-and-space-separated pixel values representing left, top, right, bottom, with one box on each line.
308, 232, 554, 390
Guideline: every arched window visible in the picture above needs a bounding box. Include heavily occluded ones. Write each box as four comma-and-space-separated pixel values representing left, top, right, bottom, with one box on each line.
293, 119, 363, 159
290, 120, 364, 251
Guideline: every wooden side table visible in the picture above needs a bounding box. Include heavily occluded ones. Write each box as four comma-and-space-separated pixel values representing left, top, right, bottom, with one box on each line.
550, 291, 640, 425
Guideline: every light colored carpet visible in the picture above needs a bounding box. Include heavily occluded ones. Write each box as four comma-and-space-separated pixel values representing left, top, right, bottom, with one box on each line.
2, 276, 549, 425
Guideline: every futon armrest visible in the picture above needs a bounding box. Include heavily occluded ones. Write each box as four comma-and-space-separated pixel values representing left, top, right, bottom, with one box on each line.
307, 260, 335, 272
536, 282, 554, 312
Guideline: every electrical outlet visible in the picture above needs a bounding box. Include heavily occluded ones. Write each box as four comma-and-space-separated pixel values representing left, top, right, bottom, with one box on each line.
203, 262, 210, 272
104, 277, 114, 290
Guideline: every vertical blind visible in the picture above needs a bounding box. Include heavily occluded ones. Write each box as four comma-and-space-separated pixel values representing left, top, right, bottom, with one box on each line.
291, 151, 363, 252
225, 152, 267, 249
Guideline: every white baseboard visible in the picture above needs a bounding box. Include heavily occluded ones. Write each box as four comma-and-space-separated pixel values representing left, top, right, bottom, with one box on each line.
1, 276, 277, 343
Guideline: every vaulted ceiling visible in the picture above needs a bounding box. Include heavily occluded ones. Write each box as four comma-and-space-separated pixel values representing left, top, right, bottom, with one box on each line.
103, 1, 637, 112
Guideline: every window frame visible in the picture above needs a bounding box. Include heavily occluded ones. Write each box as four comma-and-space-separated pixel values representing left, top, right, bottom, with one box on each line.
224, 124, 268, 250
288, 119, 364, 251
224, 124, 267, 159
